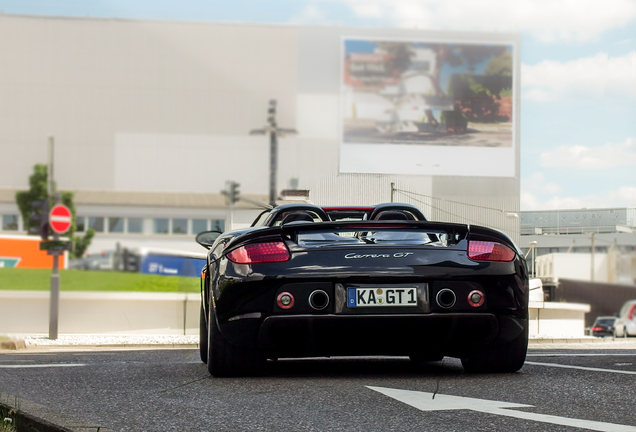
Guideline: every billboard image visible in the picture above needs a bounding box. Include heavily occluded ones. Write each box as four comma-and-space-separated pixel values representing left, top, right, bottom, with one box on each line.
340, 37, 517, 177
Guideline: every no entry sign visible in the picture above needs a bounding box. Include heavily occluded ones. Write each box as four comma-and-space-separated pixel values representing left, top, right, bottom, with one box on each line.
49, 204, 72, 234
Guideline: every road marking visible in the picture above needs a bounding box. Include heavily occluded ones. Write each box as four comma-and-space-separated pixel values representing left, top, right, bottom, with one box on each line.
368, 386, 636, 432
0, 363, 87, 369
525, 361, 636, 375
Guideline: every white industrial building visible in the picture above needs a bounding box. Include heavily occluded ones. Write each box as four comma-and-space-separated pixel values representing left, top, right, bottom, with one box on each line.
0, 14, 521, 257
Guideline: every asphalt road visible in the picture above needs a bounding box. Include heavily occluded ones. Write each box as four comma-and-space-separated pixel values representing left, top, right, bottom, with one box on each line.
2, 346, 636, 432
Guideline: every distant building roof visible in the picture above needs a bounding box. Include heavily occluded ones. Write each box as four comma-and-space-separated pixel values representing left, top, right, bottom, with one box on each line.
521, 208, 636, 235
0, 188, 270, 209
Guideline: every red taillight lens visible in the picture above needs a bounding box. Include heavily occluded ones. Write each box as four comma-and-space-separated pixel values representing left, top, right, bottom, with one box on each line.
629, 305, 636, 321
592, 326, 603, 331
226, 241, 290, 264
468, 241, 515, 262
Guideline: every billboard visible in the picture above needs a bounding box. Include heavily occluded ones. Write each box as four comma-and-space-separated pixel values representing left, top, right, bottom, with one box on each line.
340, 37, 517, 177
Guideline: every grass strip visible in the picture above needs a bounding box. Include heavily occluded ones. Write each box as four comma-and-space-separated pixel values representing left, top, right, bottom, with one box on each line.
0, 268, 199, 293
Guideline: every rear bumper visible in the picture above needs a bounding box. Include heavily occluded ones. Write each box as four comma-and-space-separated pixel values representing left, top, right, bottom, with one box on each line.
218, 313, 526, 358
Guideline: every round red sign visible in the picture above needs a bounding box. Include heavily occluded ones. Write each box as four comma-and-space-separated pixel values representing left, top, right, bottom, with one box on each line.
49, 204, 72, 234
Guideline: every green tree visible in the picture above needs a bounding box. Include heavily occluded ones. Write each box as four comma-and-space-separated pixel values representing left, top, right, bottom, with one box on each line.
484, 49, 513, 77
15, 164, 94, 259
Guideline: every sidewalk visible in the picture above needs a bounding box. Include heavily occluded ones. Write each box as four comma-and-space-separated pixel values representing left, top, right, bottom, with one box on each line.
1, 333, 199, 352
3, 334, 636, 352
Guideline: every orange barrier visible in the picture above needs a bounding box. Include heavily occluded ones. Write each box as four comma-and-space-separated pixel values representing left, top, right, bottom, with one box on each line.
0, 235, 67, 269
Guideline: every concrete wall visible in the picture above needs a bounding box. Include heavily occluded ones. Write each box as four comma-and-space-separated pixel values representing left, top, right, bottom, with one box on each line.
1, 291, 589, 338
0, 291, 201, 335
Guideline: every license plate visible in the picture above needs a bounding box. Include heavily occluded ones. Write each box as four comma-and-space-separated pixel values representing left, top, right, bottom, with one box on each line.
347, 287, 417, 307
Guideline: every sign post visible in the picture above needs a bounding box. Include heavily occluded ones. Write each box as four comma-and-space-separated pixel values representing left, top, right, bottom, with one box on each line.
45, 136, 74, 340
47, 203, 71, 340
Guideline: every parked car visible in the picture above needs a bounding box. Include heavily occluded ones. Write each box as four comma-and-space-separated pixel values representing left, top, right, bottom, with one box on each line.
613, 300, 636, 338
590, 316, 617, 337
196, 202, 529, 377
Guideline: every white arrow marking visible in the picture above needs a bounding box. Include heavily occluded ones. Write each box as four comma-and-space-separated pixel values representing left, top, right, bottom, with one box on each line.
367, 386, 636, 432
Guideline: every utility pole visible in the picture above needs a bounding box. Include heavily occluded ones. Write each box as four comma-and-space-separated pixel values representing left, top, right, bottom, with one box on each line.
249, 100, 297, 206
390, 183, 395, 202
590, 232, 595, 282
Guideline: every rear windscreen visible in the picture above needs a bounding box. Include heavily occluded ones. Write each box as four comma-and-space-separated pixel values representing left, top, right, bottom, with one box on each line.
295, 229, 449, 248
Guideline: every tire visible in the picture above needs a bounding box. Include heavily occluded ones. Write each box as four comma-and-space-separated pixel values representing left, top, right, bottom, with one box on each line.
199, 305, 208, 364
207, 306, 266, 377
461, 322, 528, 374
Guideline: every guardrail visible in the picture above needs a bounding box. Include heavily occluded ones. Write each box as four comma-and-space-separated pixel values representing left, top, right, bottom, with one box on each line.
0, 291, 200, 335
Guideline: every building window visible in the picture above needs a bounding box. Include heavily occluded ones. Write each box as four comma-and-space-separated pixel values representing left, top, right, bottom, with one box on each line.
2, 214, 18, 231
172, 218, 187, 234
154, 218, 169, 234
76, 216, 86, 232
108, 217, 124, 233
88, 217, 104, 233
128, 218, 143, 234
211, 219, 225, 232
192, 219, 208, 234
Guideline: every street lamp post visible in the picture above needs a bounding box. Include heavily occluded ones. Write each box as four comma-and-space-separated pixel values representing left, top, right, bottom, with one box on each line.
527, 240, 538, 278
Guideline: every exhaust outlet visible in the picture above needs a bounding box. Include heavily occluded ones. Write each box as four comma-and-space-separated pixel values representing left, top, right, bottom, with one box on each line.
436, 288, 456, 309
309, 290, 329, 310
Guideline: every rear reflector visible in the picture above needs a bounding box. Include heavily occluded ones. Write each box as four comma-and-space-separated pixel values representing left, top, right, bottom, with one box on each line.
226, 241, 290, 264
467, 290, 485, 307
468, 241, 515, 262
277, 292, 295, 309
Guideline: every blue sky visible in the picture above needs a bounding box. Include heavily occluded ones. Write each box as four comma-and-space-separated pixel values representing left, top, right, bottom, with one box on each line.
1, 0, 635, 210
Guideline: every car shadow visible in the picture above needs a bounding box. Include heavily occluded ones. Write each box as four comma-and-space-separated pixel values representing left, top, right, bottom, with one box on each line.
262, 356, 465, 378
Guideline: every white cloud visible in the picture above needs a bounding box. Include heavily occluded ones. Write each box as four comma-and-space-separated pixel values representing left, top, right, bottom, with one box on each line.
288, 5, 328, 24
336, 0, 636, 42
521, 186, 636, 210
522, 172, 562, 195
540, 138, 636, 169
522, 52, 636, 101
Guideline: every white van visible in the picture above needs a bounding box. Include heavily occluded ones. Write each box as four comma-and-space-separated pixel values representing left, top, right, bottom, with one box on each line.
613, 300, 636, 337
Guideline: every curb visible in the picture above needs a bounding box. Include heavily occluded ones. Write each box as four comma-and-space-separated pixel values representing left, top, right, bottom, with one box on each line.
1, 342, 199, 352
2, 338, 635, 352
1, 395, 118, 432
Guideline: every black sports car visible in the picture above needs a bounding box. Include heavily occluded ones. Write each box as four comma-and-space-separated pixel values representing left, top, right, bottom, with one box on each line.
196, 203, 529, 377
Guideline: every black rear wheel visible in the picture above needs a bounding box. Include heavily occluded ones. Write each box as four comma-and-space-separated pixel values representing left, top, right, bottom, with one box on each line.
199, 305, 208, 363
461, 322, 528, 373
207, 306, 266, 377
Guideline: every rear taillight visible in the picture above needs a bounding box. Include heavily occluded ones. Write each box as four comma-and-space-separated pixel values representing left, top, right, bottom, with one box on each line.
226, 241, 290, 264
592, 326, 603, 331
468, 241, 515, 262
629, 305, 636, 321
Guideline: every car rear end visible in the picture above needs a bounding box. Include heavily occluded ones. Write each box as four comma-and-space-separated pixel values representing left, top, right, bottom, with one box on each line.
591, 317, 617, 337
206, 221, 529, 375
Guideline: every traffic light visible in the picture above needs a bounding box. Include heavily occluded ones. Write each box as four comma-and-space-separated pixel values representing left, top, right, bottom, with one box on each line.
29, 199, 50, 240
267, 99, 277, 126
122, 248, 140, 272
229, 181, 241, 204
